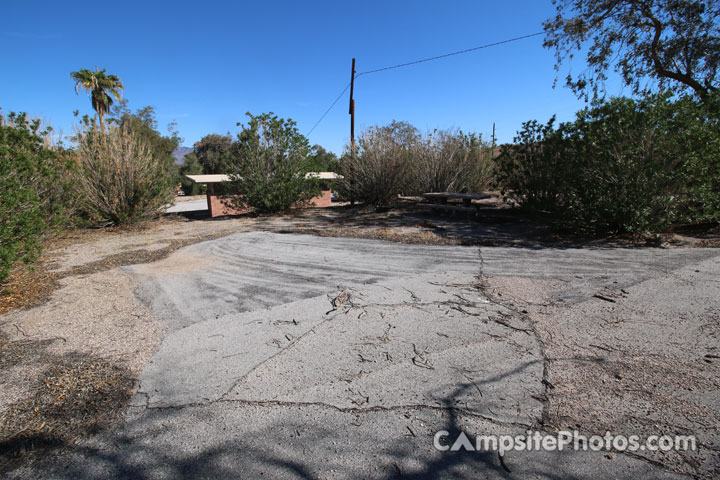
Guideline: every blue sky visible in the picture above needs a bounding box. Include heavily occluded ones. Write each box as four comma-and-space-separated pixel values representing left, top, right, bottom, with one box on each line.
1, 0, 626, 154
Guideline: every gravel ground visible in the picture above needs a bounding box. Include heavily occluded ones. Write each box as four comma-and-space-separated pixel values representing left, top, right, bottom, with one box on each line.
0, 270, 165, 415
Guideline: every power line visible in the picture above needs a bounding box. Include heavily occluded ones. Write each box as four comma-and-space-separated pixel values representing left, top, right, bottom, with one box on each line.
305, 31, 545, 137
306, 83, 350, 136
355, 31, 544, 78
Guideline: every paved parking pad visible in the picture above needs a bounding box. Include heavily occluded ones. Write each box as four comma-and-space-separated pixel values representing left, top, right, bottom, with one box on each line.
14, 232, 703, 479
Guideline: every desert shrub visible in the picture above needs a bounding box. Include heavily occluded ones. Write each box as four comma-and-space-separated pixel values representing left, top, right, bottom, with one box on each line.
336, 121, 418, 207
74, 124, 176, 225
410, 129, 494, 194
108, 104, 180, 168
669, 93, 720, 224
225, 113, 320, 213
338, 122, 495, 206
494, 117, 573, 213
0, 112, 73, 282
496, 94, 720, 234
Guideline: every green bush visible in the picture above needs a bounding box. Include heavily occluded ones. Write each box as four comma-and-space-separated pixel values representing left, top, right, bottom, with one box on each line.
74, 124, 176, 225
0, 112, 71, 282
494, 117, 570, 213
306, 144, 339, 172
496, 94, 720, 234
225, 113, 320, 213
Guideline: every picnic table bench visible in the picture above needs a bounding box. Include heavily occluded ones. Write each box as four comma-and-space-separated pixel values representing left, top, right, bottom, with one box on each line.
417, 192, 492, 217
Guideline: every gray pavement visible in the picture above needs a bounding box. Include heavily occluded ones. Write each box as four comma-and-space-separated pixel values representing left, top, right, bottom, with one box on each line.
164, 199, 208, 213
13, 232, 718, 479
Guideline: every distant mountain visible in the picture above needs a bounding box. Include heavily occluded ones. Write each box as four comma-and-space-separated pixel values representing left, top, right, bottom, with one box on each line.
172, 146, 194, 165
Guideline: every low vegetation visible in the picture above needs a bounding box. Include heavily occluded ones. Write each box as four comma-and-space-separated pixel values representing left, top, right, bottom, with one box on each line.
3, 33, 720, 286
0, 112, 74, 283
410, 129, 494, 195
73, 123, 176, 225
337, 121, 494, 207
226, 113, 321, 213
336, 121, 417, 207
496, 93, 720, 234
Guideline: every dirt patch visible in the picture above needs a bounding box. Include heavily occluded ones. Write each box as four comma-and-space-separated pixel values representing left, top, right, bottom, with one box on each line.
0, 227, 243, 316
0, 267, 165, 475
0, 338, 133, 474
548, 353, 719, 478
0, 267, 60, 316
130, 249, 221, 276
482, 265, 720, 479
62, 233, 231, 277
173, 194, 206, 203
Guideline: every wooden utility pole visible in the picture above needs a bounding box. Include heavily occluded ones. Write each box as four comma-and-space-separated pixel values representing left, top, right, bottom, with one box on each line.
349, 58, 356, 154
349, 58, 356, 206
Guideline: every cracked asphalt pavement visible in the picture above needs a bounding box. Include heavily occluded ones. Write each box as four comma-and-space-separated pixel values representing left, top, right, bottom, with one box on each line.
13, 232, 719, 479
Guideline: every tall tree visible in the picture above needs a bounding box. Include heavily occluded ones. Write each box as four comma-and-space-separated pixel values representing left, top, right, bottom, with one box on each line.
194, 133, 234, 174
544, 0, 720, 100
70, 67, 124, 129
307, 145, 339, 172
178, 152, 204, 195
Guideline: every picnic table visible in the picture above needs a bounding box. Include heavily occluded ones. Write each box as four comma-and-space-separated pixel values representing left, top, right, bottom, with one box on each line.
422, 192, 490, 205
418, 192, 492, 217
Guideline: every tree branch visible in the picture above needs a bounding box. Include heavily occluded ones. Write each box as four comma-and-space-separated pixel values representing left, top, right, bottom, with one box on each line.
639, 2, 711, 97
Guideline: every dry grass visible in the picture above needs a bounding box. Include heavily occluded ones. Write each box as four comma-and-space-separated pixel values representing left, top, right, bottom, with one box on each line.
0, 267, 59, 316
0, 334, 133, 473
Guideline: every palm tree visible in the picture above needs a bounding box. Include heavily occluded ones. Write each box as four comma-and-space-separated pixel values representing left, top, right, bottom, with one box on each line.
70, 67, 124, 130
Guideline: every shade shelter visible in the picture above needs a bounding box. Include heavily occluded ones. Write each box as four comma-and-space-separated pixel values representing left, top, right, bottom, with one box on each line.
185, 172, 342, 217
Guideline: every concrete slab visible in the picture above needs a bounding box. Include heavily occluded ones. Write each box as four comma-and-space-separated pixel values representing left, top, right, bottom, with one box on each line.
164, 199, 208, 213
126, 232, 480, 331
134, 273, 544, 430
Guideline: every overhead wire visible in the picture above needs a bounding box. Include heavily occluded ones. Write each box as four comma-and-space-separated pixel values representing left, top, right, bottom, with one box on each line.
305, 31, 545, 136
306, 83, 351, 136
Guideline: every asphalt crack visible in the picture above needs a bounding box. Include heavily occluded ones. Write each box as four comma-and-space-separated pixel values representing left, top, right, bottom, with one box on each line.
138, 398, 536, 430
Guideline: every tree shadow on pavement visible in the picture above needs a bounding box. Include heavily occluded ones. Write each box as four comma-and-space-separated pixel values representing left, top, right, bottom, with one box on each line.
7, 362, 663, 480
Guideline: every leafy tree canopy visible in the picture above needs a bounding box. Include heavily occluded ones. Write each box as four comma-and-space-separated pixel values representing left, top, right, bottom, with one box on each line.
495, 93, 720, 233
544, 0, 720, 100
178, 152, 205, 195
194, 133, 234, 174
307, 144, 339, 172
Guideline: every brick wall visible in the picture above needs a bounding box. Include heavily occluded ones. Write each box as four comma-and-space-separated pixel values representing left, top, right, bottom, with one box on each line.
206, 190, 332, 217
